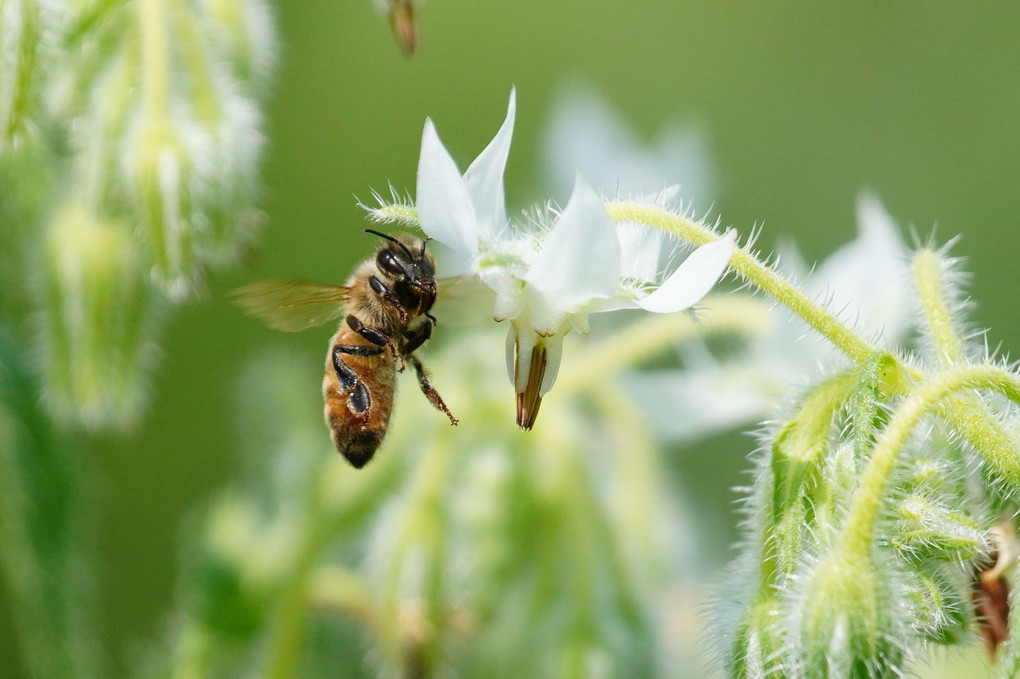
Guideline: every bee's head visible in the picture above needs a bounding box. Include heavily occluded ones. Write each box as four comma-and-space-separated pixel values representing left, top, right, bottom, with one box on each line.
366, 229, 437, 316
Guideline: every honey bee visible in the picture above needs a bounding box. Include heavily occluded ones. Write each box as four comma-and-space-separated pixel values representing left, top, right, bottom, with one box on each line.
233, 230, 458, 468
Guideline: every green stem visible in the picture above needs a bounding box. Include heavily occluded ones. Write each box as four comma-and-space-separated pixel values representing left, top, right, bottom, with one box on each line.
841, 364, 1020, 556
935, 395, 1020, 489
379, 429, 454, 675
170, 0, 220, 122
2, 0, 38, 141
605, 202, 875, 363
137, 0, 169, 120
264, 514, 330, 679
606, 202, 1020, 492
913, 248, 965, 366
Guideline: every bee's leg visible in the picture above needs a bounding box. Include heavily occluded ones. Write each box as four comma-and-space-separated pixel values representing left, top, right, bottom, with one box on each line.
346, 315, 403, 369
369, 275, 409, 323
407, 354, 458, 425
399, 318, 433, 356
332, 343, 384, 416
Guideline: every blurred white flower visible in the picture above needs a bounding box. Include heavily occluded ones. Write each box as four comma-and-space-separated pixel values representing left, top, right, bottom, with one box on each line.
626, 195, 910, 442
413, 90, 737, 428
542, 85, 714, 209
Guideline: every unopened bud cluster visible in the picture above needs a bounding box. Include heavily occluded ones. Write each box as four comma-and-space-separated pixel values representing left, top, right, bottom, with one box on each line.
717, 241, 1020, 678
2, 0, 275, 427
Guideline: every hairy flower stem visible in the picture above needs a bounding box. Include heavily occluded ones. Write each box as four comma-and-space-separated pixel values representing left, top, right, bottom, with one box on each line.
841, 365, 1020, 556
607, 202, 1020, 491
913, 248, 965, 367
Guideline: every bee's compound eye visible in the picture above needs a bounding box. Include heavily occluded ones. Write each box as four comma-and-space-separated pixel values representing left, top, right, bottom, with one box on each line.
377, 248, 405, 276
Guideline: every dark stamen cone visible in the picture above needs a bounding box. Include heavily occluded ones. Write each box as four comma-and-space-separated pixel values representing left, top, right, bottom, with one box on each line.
516, 343, 547, 429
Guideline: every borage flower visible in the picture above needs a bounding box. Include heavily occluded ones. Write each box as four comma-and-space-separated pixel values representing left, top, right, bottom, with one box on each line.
404, 90, 735, 428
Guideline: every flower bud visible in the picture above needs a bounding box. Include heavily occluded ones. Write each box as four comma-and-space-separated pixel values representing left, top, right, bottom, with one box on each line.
889, 457, 987, 561
728, 595, 788, 679
889, 492, 986, 561
38, 200, 159, 428
905, 567, 968, 645
767, 371, 858, 570
794, 550, 904, 679
55, 0, 273, 299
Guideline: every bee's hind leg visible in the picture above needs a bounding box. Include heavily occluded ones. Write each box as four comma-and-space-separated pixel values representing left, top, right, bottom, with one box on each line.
407, 354, 458, 425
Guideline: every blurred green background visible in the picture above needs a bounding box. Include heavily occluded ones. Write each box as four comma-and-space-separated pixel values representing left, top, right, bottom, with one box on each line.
3, 1, 1020, 677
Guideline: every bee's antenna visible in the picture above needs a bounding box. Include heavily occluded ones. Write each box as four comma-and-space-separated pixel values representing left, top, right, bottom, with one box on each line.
365, 229, 414, 259
419, 237, 431, 258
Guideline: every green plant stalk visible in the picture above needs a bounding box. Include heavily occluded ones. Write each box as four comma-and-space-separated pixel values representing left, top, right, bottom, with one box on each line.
136, 0, 174, 279
263, 505, 332, 679
914, 248, 965, 366
0, 329, 102, 678
841, 364, 1020, 556
378, 427, 455, 676
138, 0, 169, 123
2, 0, 38, 142
169, 0, 220, 123
589, 379, 665, 588
607, 202, 1020, 492
538, 415, 600, 674
263, 461, 403, 679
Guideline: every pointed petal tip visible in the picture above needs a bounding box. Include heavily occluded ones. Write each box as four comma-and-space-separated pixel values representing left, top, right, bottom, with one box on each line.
634, 230, 737, 314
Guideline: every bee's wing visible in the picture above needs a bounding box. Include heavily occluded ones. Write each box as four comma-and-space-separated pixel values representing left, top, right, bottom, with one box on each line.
432, 274, 497, 325
232, 278, 349, 331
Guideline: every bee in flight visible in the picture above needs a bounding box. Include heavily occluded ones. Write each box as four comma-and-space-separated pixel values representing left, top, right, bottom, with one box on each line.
233, 230, 458, 468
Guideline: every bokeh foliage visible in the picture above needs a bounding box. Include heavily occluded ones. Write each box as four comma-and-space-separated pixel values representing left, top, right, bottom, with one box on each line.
3, 2, 1020, 678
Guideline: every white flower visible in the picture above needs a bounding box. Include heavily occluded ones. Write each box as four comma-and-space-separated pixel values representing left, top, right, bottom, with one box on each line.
541, 85, 714, 210
414, 90, 737, 428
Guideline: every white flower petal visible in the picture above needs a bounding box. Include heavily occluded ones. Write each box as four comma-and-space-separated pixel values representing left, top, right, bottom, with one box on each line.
505, 323, 520, 388
416, 119, 480, 260
810, 194, 907, 340
539, 332, 565, 396
542, 87, 714, 207
462, 89, 516, 241
491, 281, 525, 322
523, 176, 620, 332
617, 221, 666, 282
635, 231, 736, 313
